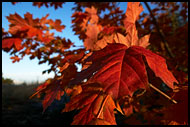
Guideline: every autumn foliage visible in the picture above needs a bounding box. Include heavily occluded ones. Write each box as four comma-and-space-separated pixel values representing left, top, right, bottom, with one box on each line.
2, 2, 188, 125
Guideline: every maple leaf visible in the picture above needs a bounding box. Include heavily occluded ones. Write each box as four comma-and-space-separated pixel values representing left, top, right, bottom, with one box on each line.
124, 25, 150, 48
32, 2, 65, 9
114, 33, 128, 46
84, 24, 101, 50
24, 12, 39, 26
30, 78, 64, 112
125, 25, 139, 46
31, 64, 77, 112
40, 31, 54, 43
61, 49, 85, 64
48, 19, 65, 32
65, 85, 82, 97
138, 34, 150, 48
6, 12, 62, 43
70, 43, 178, 100
93, 32, 127, 50
122, 2, 150, 48
83, 3, 150, 51
72, 12, 88, 24
95, 34, 115, 49
87, 32, 128, 51
87, 118, 112, 125
2, 37, 22, 51
124, 2, 143, 31
10, 56, 21, 63
82, 6, 106, 51
63, 83, 116, 125
85, 6, 99, 24
39, 14, 50, 26
27, 26, 43, 40
6, 13, 29, 35
42, 83, 64, 112
102, 26, 119, 35
6, 13, 44, 41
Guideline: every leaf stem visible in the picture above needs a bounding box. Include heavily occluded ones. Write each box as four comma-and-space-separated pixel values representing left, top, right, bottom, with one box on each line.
96, 94, 109, 118
149, 83, 177, 104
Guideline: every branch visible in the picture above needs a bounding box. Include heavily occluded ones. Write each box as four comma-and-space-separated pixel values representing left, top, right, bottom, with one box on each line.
149, 83, 177, 104
144, 2, 175, 58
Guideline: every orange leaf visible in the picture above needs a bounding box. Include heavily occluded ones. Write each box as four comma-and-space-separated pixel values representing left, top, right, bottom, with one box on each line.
88, 118, 112, 125
2, 37, 22, 51
85, 6, 99, 24
84, 24, 101, 50
123, 2, 150, 48
63, 83, 117, 125
96, 34, 114, 49
124, 2, 143, 31
6, 12, 58, 42
138, 34, 150, 48
125, 25, 139, 46
114, 33, 128, 46
52, 19, 65, 32
10, 56, 20, 63
6, 13, 28, 34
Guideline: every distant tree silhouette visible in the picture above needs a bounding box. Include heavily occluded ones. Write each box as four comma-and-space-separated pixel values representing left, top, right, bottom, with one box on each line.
2, 73, 14, 84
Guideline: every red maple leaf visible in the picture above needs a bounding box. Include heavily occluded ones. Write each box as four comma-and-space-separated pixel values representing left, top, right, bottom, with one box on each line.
30, 64, 77, 112
48, 19, 65, 32
30, 78, 64, 112
2, 37, 22, 51
6, 12, 63, 43
6, 13, 29, 35
102, 26, 119, 35
6, 13, 44, 40
63, 83, 117, 125
70, 43, 178, 100
10, 55, 21, 63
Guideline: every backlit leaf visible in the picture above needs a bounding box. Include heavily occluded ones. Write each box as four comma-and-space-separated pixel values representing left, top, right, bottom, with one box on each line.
124, 2, 143, 31
63, 83, 117, 125
70, 43, 178, 100
123, 2, 150, 48
84, 24, 101, 50
88, 118, 112, 125
2, 37, 22, 51
30, 78, 64, 112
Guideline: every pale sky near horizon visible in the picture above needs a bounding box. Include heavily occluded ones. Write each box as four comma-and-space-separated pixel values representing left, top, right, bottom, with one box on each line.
2, 2, 154, 84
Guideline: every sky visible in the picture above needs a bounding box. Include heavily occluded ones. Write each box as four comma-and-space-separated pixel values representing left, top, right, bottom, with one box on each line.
2, 2, 154, 84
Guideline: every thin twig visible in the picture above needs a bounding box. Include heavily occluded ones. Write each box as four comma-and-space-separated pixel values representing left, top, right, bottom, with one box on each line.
144, 2, 175, 58
149, 83, 177, 104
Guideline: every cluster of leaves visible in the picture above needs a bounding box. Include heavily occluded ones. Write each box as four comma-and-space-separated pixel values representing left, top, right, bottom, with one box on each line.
137, 2, 188, 85
2, 2, 188, 125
